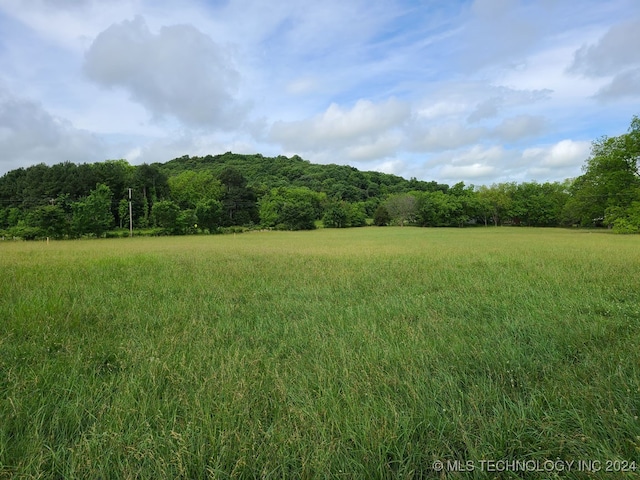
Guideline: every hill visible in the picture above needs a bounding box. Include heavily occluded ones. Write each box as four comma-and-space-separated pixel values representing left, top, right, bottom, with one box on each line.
160, 152, 450, 199
1, 115, 639, 237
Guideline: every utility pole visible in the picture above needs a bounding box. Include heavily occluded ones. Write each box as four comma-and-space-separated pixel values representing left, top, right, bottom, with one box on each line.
129, 188, 133, 237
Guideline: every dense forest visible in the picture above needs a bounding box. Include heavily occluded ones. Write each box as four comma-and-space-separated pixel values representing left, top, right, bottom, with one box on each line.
1, 116, 639, 239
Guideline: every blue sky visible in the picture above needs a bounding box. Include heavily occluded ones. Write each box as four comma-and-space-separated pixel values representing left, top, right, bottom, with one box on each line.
0, 0, 639, 185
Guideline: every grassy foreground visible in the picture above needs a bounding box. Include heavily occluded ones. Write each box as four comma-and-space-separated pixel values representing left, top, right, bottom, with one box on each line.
1, 228, 639, 479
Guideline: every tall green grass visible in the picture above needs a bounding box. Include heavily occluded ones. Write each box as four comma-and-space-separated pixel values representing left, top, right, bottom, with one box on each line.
1, 228, 639, 478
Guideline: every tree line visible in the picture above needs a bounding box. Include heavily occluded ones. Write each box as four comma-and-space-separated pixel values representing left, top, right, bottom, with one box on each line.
1, 116, 638, 238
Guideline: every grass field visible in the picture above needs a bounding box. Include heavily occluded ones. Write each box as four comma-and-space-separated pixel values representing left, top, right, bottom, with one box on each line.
1, 227, 639, 479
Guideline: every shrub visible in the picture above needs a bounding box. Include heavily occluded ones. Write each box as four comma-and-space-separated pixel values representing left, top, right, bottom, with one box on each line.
7, 225, 43, 240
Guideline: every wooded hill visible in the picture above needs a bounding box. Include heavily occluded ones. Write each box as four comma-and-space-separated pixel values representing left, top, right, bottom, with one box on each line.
1, 116, 639, 238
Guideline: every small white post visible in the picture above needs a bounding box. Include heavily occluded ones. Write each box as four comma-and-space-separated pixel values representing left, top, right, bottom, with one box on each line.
129, 188, 133, 237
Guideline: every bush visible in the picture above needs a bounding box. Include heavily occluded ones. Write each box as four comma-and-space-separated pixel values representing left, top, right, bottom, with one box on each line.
373, 205, 391, 226
612, 218, 640, 234
105, 230, 127, 238
7, 225, 43, 240
609, 202, 640, 234
322, 202, 349, 228
348, 203, 367, 227
220, 226, 248, 234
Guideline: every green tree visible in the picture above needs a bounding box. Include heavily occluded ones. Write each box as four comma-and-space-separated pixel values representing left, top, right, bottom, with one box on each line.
564, 117, 640, 227
0, 207, 7, 230
27, 205, 69, 239
6, 208, 22, 227
72, 184, 114, 237
415, 191, 457, 227
21, 163, 50, 209
0, 168, 27, 209
118, 198, 130, 229
280, 201, 316, 230
93, 159, 134, 225
373, 204, 391, 226
176, 209, 198, 235
132, 164, 169, 228
152, 200, 180, 233
259, 187, 322, 230
347, 202, 367, 227
218, 167, 258, 226
322, 201, 349, 228
168, 170, 223, 209
323, 201, 367, 228
195, 199, 223, 232
384, 194, 417, 226
509, 182, 569, 226
476, 184, 512, 226
608, 201, 640, 233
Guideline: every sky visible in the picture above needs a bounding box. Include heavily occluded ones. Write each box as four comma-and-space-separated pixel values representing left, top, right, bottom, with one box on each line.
0, 0, 639, 185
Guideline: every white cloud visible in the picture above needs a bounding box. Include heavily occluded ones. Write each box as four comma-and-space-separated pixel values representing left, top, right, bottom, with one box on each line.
467, 97, 501, 123
467, 88, 551, 123
366, 158, 407, 176
285, 77, 319, 95
594, 67, 640, 100
0, 86, 104, 171
426, 145, 508, 183
459, 0, 542, 70
0, 0, 637, 184
123, 129, 271, 166
499, 43, 600, 101
569, 18, 640, 77
448, 145, 508, 166
0, 0, 140, 50
441, 163, 497, 180
269, 98, 410, 152
410, 123, 487, 152
493, 115, 547, 142
416, 101, 469, 120
345, 133, 404, 161
524, 139, 591, 168
568, 18, 640, 100
84, 16, 247, 128
423, 140, 588, 185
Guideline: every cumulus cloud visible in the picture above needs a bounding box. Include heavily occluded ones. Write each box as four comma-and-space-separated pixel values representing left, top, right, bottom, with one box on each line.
0, 0, 634, 185
20, 0, 93, 9
345, 133, 404, 161
467, 97, 501, 123
466, 88, 551, 123
569, 19, 640, 77
428, 139, 589, 184
0, 87, 104, 173
410, 123, 486, 152
429, 145, 507, 183
545, 139, 591, 167
594, 67, 640, 100
0, 0, 140, 50
414, 100, 469, 123
421, 141, 589, 184
569, 18, 640, 100
285, 77, 319, 95
523, 139, 590, 168
269, 98, 410, 152
440, 163, 497, 180
122, 129, 271, 166
492, 115, 547, 142
84, 16, 246, 128
369, 158, 407, 176
459, 0, 541, 70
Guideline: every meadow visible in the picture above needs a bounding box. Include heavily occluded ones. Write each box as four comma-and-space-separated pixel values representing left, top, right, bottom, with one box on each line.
0, 227, 639, 479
